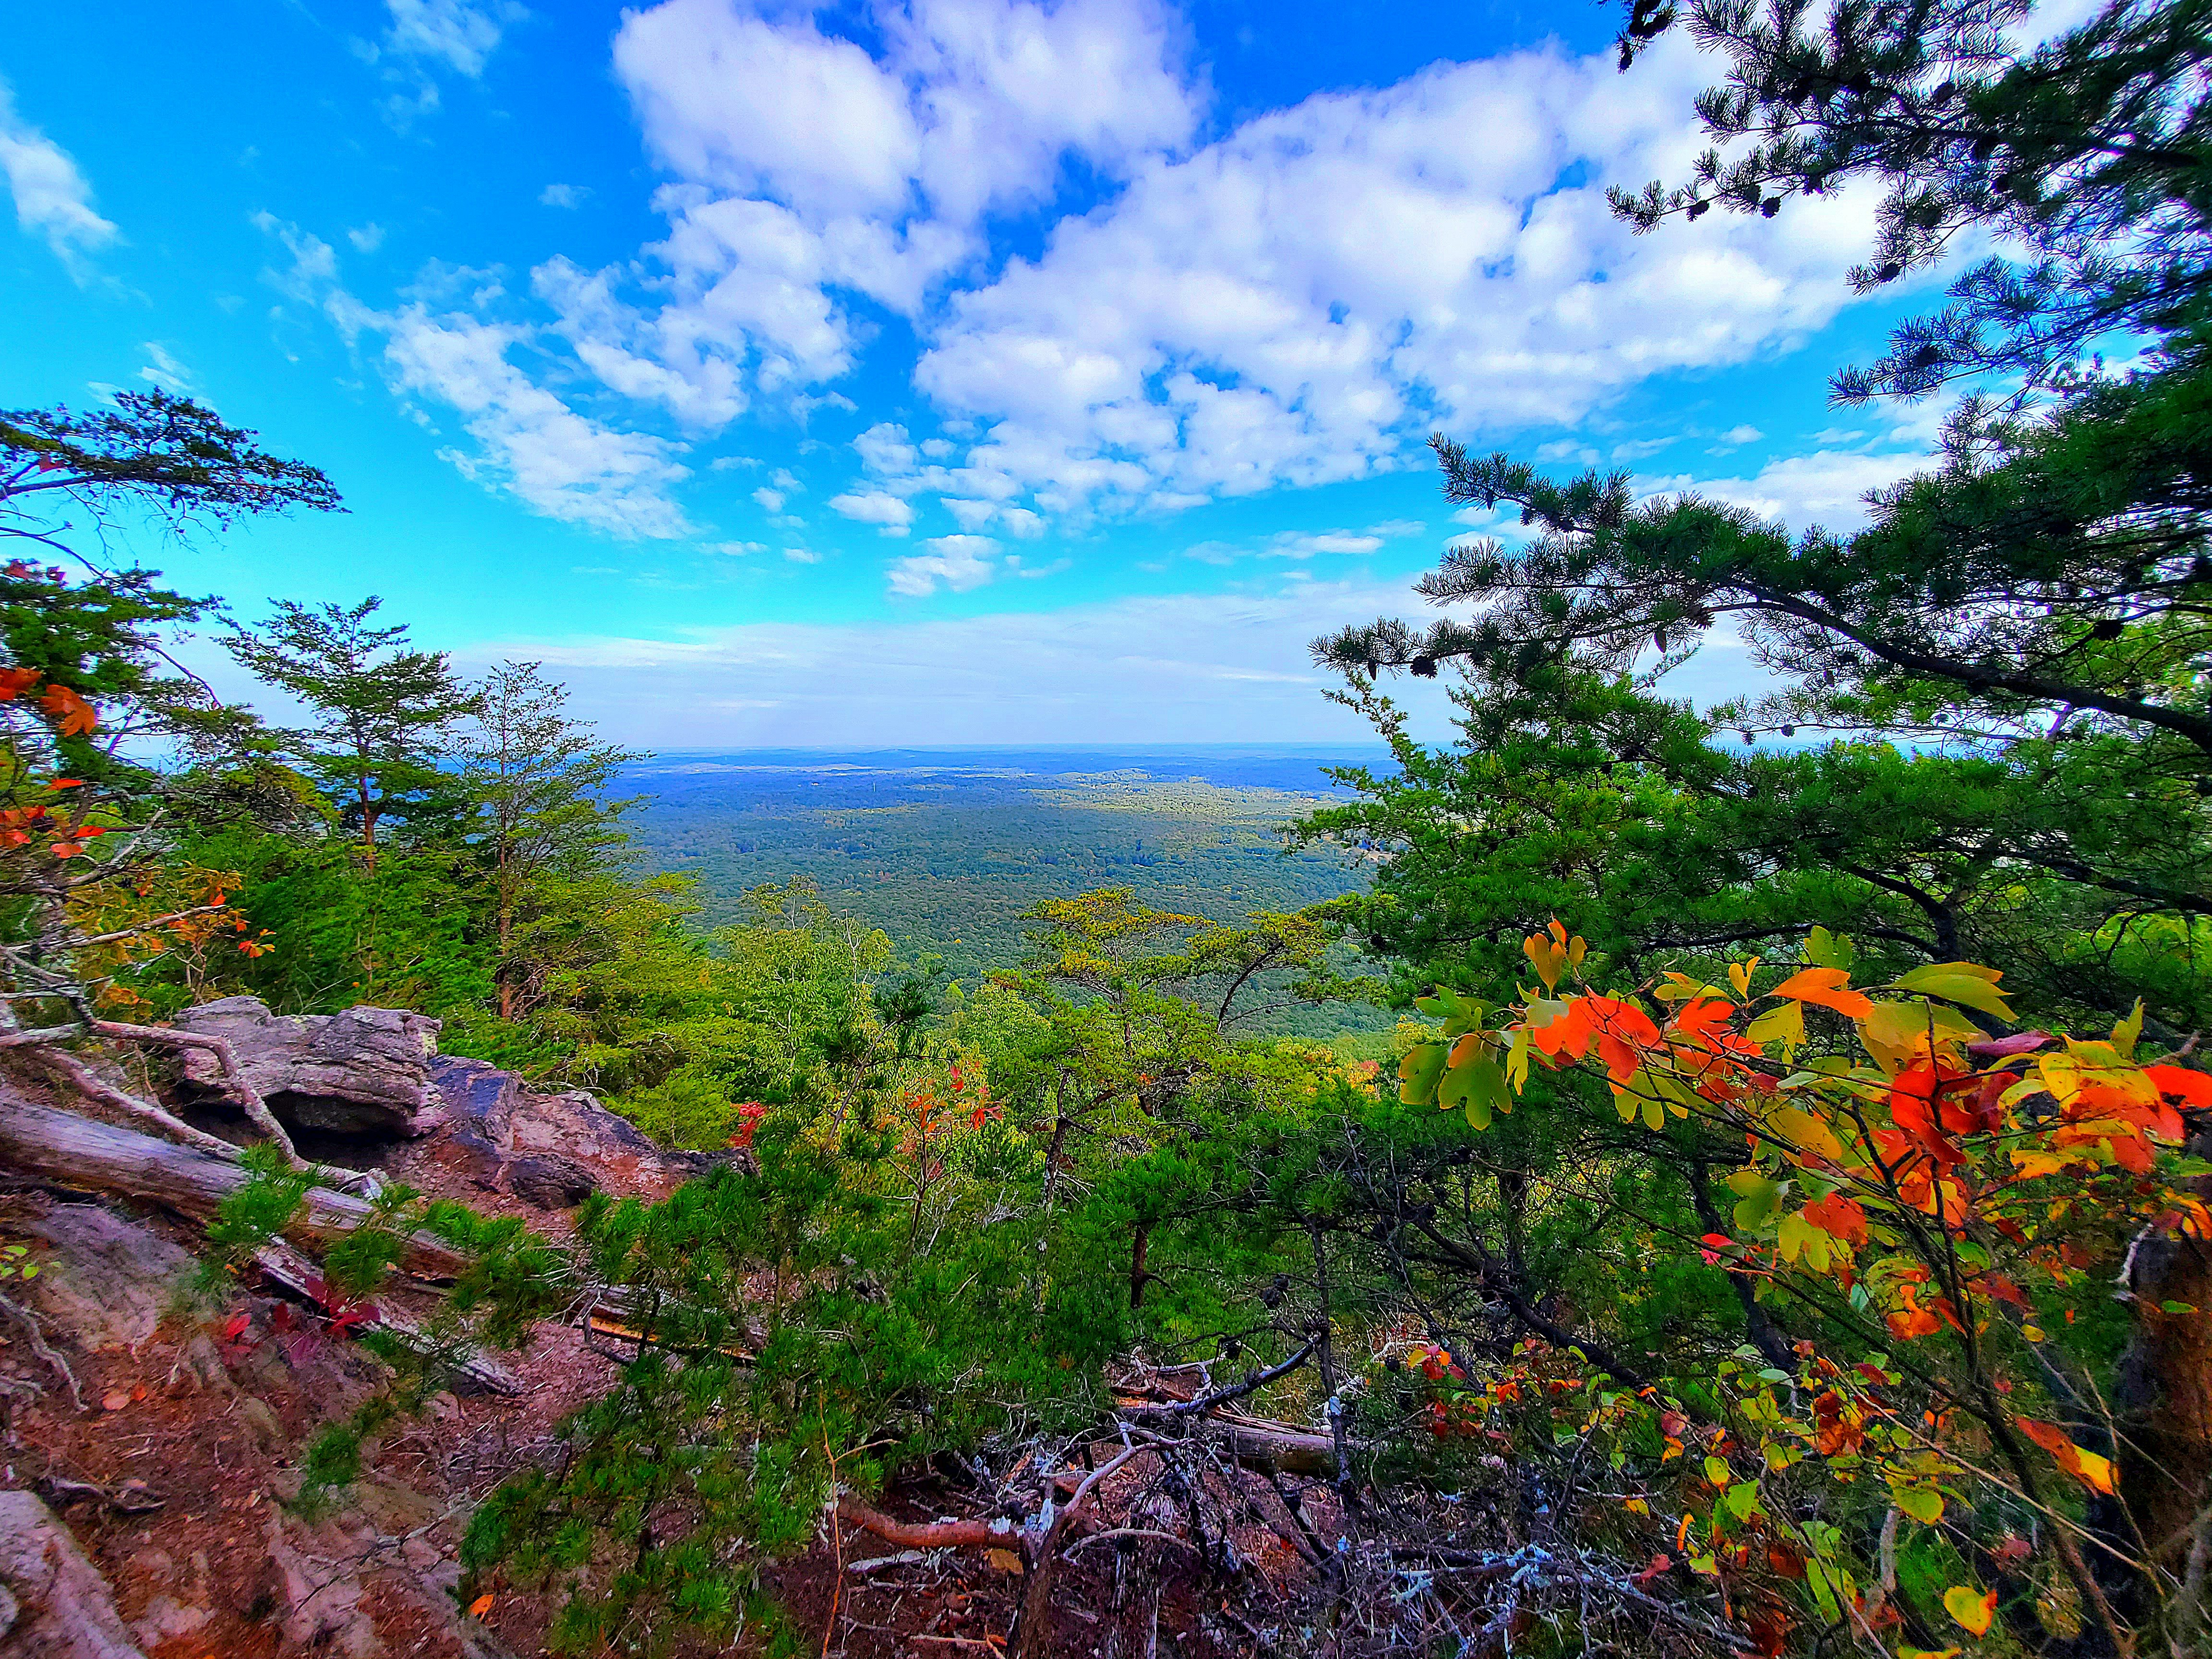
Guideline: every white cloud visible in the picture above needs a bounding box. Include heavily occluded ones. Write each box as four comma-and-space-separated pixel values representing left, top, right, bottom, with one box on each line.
828, 488, 917, 533
753, 485, 786, 512
0, 76, 118, 277
888, 532, 999, 595
1267, 529, 1384, 559
709, 540, 766, 554
1657, 448, 1930, 533
384, 306, 695, 537
916, 33, 1879, 516
529, 0, 1199, 441
784, 546, 822, 563
348, 223, 387, 254
254, 215, 695, 539
136, 342, 195, 393
384, 0, 518, 77
540, 183, 589, 208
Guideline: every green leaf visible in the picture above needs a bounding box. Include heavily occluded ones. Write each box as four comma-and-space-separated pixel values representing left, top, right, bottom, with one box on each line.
1727, 1169, 1785, 1230
1440, 1054, 1508, 1128
1704, 1454, 1731, 1486
1892, 1484, 1945, 1524
1724, 1481, 1761, 1520
2112, 999, 2144, 1061
1744, 999, 1805, 1049
1887, 962, 2015, 1023
1805, 926, 1856, 971
1398, 1043, 1447, 1106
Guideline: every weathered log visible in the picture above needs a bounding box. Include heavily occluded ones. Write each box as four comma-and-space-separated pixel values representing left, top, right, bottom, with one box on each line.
1118, 1405, 1335, 1475
252, 1238, 522, 1395
0, 1094, 470, 1279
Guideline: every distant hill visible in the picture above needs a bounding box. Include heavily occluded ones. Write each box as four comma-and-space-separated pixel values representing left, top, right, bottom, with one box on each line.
619, 746, 1391, 1034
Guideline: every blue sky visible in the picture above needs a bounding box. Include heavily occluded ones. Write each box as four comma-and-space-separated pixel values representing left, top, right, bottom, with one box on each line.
2, 0, 1948, 745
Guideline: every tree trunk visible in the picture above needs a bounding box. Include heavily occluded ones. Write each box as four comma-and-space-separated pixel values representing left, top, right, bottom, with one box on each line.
2117, 1135, 2212, 1563
0, 1092, 469, 1279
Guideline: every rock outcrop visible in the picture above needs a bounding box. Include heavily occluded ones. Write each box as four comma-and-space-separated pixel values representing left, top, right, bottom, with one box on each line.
156, 1000, 704, 1208
0, 1490, 147, 1659
172, 998, 444, 1138
412, 1056, 704, 1209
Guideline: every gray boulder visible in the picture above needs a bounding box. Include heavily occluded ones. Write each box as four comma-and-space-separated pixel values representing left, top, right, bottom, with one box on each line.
172, 997, 443, 1138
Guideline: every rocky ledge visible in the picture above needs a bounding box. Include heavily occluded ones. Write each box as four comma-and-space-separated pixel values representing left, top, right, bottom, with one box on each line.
171, 998, 704, 1210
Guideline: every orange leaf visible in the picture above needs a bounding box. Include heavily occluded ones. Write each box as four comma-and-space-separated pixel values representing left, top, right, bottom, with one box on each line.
2147, 1065, 2212, 1112
1800, 1191, 1870, 1246
0, 667, 37, 700
468, 1594, 495, 1620
1582, 994, 1662, 1084
2015, 1417, 2117, 1493
39, 683, 97, 736
1767, 966, 1875, 1018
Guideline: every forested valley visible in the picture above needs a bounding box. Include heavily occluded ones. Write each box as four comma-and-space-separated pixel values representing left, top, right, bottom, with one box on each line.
2, 1, 2210, 1655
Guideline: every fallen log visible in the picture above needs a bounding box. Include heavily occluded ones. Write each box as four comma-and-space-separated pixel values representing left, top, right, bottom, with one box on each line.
1118, 1405, 1334, 1475
252, 1238, 523, 1396
0, 1093, 470, 1279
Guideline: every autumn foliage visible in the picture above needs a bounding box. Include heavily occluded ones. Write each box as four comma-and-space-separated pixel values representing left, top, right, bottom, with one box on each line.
1395, 920, 2209, 1649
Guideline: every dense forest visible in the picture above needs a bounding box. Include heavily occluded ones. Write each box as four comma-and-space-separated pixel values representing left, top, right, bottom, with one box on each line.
622, 752, 1384, 1034
3, 0, 2210, 1655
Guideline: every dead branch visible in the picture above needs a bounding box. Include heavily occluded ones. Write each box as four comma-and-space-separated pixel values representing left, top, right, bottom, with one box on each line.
833, 1496, 1011, 1552
252, 1237, 523, 1396
90, 1018, 306, 1169
24, 1043, 245, 1161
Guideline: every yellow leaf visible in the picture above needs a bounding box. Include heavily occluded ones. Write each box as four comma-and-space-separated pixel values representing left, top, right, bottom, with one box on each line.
2074, 1448, 2116, 1495
1893, 1484, 1945, 1524
1728, 958, 1759, 999
1858, 999, 1982, 1075
1766, 1103, 1843, 1165
985, 1548, 1022, 1573
1943, 1586, 1996, 1636
1890, 962, 2015, 1024
1744, 999, 1806, 1051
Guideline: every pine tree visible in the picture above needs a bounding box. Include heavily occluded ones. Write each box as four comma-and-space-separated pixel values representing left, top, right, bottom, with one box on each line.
224, 598, 477, 866
457, 661, 640, 1019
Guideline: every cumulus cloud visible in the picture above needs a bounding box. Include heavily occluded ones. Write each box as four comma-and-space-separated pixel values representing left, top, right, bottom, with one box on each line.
527, 0, 1199, 435
0, 76, 118, 277
918, 34, 1879, 517
887, 531, 999, 595
828, 488, 917, 533
540, 183, 589, 208
1650, 447, 1931, 534
254, 215, 694, 539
